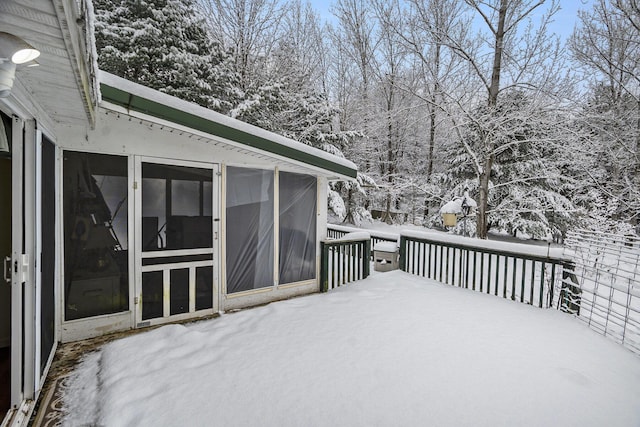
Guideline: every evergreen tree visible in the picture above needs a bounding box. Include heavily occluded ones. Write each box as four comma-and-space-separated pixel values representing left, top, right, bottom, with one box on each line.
94, 0, 239, 112
442, 91, 575, 239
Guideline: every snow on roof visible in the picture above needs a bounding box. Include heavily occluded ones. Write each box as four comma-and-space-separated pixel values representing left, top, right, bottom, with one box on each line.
97, 71, 357, 179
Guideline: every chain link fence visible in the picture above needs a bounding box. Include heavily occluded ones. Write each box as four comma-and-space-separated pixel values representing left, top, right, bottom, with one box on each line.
564, 230, 640, 354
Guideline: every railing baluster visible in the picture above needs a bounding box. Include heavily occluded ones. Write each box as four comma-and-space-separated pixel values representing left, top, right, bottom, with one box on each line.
511, 257, 517, 301
427, 243, 432, 279
445, 247, 451, 284
439, 245, 444, 282
503, 256, 508, 299
330, 246, 340, 289
421, 241, 424, 276
347, 243, 356, 282
539, 262, 545, 308
412, 240, 416, 274
529, 260, 536, 305
465, 249, 470, 289
457, 248, 463, 287
335, 246, 339, 290
549, 263, 556, 308
494, 255, 500, 296
520, 258, 526, 303
471, 251, 477, 291
482, 254, 493, 294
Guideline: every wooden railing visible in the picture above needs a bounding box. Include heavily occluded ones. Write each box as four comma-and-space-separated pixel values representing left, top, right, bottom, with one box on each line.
320, 233, 371, 292
324, 225, 581, 311
323, 225, 639, 354
398, 231, 577, 309
327, 224, 396, 260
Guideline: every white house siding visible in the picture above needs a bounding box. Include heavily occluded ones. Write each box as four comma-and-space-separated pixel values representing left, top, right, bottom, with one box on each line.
54, 106, 332, 342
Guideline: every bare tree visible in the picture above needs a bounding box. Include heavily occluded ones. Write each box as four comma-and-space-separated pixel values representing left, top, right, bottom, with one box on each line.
330, 0, 380, 221
381, 0, 470, 218
199, 0, 285, 91
570, 0, 640, 228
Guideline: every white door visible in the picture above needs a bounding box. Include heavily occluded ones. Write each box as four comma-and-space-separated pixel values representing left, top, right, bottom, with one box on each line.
134, 157, 219, 327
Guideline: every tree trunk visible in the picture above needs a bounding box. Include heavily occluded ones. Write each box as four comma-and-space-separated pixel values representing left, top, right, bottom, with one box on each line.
488, 0, 508, 108
343, 186, 354, 224
427, 42, 441, 179
477, 0, 508, 239
477, 154, 494, 239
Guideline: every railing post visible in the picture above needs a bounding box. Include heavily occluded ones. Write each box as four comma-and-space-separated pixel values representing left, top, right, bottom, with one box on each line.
560, 261, 581, 315
320, 241, 329, 293
363, 240, 371, 278
399, 235, 407, 271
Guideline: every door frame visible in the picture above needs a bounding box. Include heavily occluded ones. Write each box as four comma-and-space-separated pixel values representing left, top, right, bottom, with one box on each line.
10, 116, 25, 410
4, 104, 60, 424
58, 149, 134, 342
133, 156, 220, 328
35, 131, 59, 388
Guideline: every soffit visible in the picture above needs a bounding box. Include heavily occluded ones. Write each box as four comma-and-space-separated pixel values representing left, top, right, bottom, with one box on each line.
0, 0, 95, 127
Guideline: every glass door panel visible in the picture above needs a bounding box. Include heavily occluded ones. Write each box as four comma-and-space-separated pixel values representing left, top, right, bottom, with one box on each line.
138, 160, 215, 324
62, 151, 129, 321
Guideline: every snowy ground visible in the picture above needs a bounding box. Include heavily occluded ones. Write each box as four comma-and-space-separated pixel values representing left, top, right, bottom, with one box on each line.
62, 271, 640, 427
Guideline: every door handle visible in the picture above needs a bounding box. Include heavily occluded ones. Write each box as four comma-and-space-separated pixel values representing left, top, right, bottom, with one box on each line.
3, 256, 10, 283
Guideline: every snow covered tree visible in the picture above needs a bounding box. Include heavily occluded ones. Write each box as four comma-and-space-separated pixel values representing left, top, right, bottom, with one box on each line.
440, 90, 576, 239
570, 0, 640, 230
94, 0, 239, 112
434, 0, 572, 238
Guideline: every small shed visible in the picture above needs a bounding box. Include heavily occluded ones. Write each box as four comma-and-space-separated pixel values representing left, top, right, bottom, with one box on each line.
0, 1, 356, 424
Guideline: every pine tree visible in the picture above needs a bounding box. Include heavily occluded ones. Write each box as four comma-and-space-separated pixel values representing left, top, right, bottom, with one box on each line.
94, 0, 239, 112
441, 91, 575, 239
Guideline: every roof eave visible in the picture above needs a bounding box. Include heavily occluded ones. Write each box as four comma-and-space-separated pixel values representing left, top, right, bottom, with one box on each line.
98, 75, 357, 180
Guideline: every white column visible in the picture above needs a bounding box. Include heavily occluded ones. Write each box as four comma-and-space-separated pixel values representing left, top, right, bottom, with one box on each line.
10, 115, 24, 408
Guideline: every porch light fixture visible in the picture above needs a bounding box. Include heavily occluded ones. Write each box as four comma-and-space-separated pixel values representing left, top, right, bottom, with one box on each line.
0, 32, 41, 98
0, 32, 40, 64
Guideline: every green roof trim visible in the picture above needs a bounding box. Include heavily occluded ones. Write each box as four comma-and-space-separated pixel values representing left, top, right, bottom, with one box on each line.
100, 82, 357, 179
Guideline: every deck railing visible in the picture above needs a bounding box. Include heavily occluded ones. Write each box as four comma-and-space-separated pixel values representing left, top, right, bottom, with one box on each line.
320, 233, 371, 292
327, 224, 397, 259
323, 225, 639, 354
398, 231, 577, 309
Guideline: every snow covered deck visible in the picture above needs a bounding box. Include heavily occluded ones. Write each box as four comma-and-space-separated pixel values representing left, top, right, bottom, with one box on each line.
61, 271, 640, 426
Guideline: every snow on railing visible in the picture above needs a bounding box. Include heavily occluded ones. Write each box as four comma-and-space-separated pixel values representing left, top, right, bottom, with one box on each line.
565, 230, 640, 354
327, 224, 397, 260
398, 230, 576, 309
